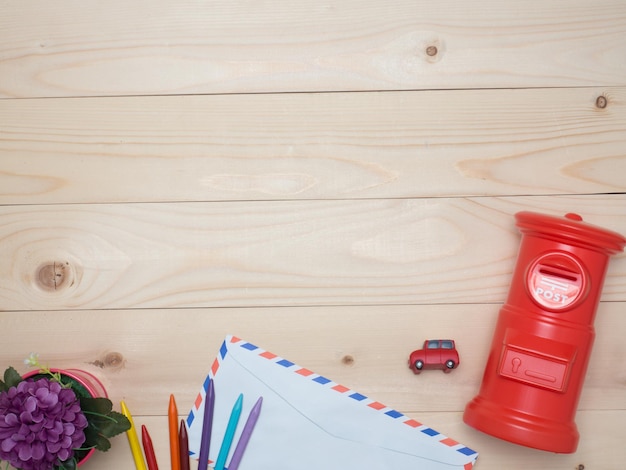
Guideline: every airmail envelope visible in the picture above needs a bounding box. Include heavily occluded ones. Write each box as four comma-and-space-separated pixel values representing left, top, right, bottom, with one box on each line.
187, 335, 478, 470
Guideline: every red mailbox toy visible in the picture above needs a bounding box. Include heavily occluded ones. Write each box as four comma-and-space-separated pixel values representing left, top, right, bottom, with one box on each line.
463, 212, 625, 453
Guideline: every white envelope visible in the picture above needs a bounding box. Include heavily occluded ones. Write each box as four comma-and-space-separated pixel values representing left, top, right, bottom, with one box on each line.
186, 335, 478, 470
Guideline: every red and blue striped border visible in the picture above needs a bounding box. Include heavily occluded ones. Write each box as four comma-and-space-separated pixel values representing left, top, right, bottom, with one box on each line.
188, 336, 477, 469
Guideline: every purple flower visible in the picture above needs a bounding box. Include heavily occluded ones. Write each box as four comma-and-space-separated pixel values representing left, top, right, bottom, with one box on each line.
0, 379, 88, 470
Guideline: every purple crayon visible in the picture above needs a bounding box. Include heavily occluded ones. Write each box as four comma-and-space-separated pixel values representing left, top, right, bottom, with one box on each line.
197, 378, 215, 470
227, 396, 263, 470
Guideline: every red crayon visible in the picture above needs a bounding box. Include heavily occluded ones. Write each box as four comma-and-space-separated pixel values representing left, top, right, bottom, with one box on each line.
141, 425, 159, 470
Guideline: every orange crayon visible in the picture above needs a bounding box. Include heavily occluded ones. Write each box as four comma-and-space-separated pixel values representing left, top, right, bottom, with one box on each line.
169, 395, 181, 470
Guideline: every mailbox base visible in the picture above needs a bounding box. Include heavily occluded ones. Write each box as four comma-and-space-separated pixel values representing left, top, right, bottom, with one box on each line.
463, 395, 579, 453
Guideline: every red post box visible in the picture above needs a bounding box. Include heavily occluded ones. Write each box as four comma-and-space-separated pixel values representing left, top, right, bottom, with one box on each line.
463, 211, 625, 453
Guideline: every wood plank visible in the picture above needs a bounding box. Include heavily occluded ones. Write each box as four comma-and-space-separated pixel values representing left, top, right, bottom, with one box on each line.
1, 0, 626, 98
1, 304, 624, 470
0, 195, 624, 311
0, 303, 623, 414
1, 87, 625, 205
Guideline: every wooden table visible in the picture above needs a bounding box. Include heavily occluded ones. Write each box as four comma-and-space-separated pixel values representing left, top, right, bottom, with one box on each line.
1, 2, 625, 469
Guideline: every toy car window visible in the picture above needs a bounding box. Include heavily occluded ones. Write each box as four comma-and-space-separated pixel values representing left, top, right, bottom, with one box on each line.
441, 341, 453, 349
427, 340, 439, 349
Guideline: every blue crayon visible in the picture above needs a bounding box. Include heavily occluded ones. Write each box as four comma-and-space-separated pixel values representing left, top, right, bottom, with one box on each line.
214, 393, 244, 470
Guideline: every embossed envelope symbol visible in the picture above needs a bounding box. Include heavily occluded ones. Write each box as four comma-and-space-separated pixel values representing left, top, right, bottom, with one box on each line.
187, 335, 478, 469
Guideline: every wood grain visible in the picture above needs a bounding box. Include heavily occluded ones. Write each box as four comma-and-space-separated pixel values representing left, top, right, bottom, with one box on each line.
2, 2, 626, 469
1, 304, 624, 468
1, 87, 625, 205
1, 0, 626, 98
1, 303, 623, 414
0, 195, 623, 311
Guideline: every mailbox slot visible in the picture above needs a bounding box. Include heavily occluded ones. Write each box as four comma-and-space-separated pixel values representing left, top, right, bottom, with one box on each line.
527, 252, 586, 311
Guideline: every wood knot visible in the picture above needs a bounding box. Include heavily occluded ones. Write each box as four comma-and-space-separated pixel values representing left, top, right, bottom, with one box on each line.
341, 355, 355, 366
91, 352, 125, 370
576, 465, 585, 470
595, 95, 608, 109
423, 39, 444, 63
36, 262, 72, 291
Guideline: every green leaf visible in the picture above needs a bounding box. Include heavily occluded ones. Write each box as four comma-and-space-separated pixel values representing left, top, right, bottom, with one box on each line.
99, 410, 131, 437
82, 426, 100, 448
84, 426, 112, 452
0, 367, 23, 391
80, 401, 130, 452
83, 409, 130, 436
94, 434, 112, 452
79, 397, 113, 415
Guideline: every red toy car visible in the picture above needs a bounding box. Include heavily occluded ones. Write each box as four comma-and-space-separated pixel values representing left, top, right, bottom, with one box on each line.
408, 339, 459, 374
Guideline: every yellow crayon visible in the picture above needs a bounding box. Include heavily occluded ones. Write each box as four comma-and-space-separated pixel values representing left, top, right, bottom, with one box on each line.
120, 400, 148, 470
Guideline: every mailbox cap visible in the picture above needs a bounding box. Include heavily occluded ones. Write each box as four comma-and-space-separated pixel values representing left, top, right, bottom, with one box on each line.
515, 211, 626, 255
